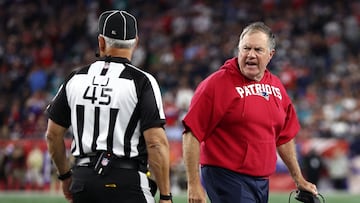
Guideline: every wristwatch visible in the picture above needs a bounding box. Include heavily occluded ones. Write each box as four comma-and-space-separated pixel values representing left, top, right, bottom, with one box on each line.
57, 170, 72, 180
160, 193, 172, 201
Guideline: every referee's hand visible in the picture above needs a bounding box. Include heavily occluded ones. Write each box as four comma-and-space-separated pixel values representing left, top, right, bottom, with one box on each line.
61, 178, 73, 203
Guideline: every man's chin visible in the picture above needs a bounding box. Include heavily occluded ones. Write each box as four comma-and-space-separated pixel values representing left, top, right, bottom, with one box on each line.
243, 71, 262, 81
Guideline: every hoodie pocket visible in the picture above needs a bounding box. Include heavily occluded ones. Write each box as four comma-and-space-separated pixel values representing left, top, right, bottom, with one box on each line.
241, 140, 277, 176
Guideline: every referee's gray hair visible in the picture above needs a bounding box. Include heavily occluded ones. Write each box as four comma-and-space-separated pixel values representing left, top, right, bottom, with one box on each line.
239, 22, 276, 50
101, 34, 136, 49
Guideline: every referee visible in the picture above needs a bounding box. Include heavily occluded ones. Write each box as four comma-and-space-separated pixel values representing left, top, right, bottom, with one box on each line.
45, 10, 172, 203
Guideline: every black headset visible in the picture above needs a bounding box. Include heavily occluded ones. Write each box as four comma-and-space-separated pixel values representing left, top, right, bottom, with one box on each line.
288, 190, 326, 203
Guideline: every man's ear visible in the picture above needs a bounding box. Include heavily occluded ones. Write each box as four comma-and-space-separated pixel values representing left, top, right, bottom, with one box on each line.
135, 36, 139, 48
268, 49, 275, 61
98, 35, 106, 52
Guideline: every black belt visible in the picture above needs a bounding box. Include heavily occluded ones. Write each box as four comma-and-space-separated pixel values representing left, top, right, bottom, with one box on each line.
75, 154, 147, 173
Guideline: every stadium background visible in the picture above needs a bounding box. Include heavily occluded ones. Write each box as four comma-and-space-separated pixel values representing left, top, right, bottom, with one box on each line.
1, 0, 360, 201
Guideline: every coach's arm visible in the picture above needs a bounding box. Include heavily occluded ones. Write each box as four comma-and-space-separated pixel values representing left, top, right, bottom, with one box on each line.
183, 131, 207, 203
277, 139, 318, 195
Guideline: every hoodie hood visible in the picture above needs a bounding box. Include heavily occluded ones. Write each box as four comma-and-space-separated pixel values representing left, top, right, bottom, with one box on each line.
219, 57, 281, 119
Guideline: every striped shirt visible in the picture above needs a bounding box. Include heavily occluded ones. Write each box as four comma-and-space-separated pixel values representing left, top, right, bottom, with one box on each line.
46, 57, 165, 162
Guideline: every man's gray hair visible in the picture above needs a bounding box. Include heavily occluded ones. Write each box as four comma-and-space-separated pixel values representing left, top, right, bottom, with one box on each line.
102, 34, 137, 49
239, 22, 276, 50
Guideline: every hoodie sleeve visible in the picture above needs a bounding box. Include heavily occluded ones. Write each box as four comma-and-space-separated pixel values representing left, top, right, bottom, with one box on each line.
276, 93, 301, 146
182, 70, 232, 142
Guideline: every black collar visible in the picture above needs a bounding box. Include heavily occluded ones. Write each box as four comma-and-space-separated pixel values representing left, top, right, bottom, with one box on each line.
99, 56, 131, 64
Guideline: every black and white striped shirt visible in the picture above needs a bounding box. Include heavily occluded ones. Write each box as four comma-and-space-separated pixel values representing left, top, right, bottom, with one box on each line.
46, 57, 166, 161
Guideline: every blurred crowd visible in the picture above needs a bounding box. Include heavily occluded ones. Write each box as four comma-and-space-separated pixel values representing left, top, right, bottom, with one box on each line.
0, 0, 360, 193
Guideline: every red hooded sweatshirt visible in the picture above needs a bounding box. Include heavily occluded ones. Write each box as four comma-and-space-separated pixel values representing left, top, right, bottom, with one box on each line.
183, 57, 300, 177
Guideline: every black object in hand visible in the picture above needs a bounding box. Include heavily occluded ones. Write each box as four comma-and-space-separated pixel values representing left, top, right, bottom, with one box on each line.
295, 190, 320, 203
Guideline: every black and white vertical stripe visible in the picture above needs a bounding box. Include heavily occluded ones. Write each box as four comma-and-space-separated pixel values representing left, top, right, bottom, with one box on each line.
46, 57, 165, 159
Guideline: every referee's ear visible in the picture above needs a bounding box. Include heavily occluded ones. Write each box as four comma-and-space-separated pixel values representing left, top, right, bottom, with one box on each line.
131, 36, 139, 51
98, 35, 106, 56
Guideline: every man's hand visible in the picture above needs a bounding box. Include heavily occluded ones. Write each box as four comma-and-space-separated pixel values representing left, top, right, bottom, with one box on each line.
296, 178, 318, 196
188, 182, 207, 203
183, 132, 207, 203
61, 178, 73, 203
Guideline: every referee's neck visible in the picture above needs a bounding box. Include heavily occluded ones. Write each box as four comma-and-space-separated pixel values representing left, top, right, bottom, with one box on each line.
100, 48, 133, 61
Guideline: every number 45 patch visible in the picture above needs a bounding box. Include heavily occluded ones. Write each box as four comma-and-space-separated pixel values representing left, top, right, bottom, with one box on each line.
83, 86, 112, 105
83, 76, 113, 105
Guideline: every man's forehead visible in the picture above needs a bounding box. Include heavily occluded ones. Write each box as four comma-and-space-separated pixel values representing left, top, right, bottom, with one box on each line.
240, 32, 268, 46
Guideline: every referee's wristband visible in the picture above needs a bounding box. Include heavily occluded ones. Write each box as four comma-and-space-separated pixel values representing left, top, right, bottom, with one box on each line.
160, 193, 172, 201
57, 170, 72, 181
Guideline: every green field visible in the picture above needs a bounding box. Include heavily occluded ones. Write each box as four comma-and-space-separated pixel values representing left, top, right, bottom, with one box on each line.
0, 192, 359, 203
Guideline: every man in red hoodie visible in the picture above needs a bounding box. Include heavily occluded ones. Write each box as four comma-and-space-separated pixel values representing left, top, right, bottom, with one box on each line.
182, 22, 317, 203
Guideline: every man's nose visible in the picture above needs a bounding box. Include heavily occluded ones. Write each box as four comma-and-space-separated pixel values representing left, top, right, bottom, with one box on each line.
247, 49, 256, 57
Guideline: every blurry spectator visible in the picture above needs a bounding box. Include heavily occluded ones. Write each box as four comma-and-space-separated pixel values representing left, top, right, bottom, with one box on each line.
278, 61, 298, 96
9, 123, 22, 140
164, 92, 180, 125
302, 149, 324, 186
7, 99, 22, 138
37, 41, 54, 68
1, 144, 14, 189
42, 150, 53, 191
21, 112, 37, 138
349, 156, 360, 193
326, 147, 350, 190
26, 144, 44, 190
190, 4, 212, 34
132, 43, 146, 67
0, 148, 6, 189
24, 90, 48, 119
350, 136, 360, 158
175, 76, 194, 114
163, 91, 182, 141
171, 10, 188, 37
0, 100, 7, 138
27, 66, 48, 93
4, 143, 26, 190
47, 67, 65, 97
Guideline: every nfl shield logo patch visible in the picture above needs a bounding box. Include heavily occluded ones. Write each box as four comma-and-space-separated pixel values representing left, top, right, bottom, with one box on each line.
101, 157, 110, 166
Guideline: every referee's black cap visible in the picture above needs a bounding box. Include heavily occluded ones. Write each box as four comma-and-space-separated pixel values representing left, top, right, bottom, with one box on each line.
98, 10, 137, 40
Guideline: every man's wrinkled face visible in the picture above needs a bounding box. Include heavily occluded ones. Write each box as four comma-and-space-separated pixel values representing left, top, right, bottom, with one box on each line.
237, 31, 274, 81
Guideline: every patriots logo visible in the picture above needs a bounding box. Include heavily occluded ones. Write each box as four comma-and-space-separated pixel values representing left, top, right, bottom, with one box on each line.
255, 91, 270, 101
261, 92, 270, 100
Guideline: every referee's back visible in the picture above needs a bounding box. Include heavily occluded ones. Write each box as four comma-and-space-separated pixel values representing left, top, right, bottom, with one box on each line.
47, 56, 166, 159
